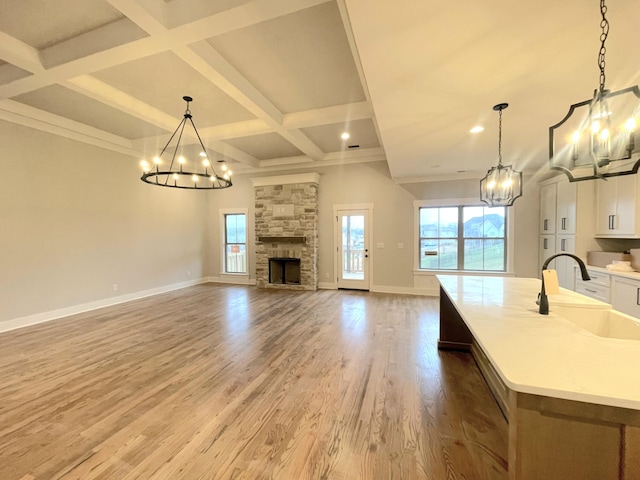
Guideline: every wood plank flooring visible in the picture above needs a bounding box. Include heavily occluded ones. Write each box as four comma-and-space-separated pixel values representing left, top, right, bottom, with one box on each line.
0, 284, 508, 479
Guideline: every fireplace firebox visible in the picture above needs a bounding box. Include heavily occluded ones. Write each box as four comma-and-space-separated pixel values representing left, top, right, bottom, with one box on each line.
269, 258, 301, 285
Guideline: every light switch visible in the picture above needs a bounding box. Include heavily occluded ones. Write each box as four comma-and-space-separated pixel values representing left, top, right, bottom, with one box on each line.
397, 243, 404, 249
376, 242, 385, 248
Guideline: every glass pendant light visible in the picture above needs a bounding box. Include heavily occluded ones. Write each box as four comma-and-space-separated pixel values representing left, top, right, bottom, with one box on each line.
480, 103, 523, 207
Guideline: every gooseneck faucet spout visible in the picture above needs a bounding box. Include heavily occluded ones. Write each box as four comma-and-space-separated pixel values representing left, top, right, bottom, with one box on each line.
538, 253, 591, 315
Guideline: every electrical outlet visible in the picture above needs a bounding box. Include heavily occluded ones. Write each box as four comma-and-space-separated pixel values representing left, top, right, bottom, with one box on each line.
187, 270, 191, 277
112, 284, 118, 291
325, 272, 329, 278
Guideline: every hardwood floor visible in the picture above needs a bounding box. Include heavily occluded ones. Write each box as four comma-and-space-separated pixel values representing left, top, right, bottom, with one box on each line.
0, 284, 508, 479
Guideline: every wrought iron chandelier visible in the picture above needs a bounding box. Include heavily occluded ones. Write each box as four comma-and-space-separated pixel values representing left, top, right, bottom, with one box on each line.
140, 96, 233, 190
480, 103, 523, 207
549, 0, 640, 181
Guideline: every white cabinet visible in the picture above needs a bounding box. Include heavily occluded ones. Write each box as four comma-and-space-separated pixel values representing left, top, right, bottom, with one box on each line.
539, 235, 556, 271
611, 276, 640, 318
540, 183, 557, 234
556, 180, 576, 234
555, 236, 575, 289
595, 175, 640, 238
575, 268, 611, 303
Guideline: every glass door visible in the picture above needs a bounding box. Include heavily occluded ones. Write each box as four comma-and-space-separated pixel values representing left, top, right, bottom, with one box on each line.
337, 209, 370, 290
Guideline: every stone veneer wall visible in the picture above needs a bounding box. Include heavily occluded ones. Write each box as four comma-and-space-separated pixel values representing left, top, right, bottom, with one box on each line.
254, 175, 319, 290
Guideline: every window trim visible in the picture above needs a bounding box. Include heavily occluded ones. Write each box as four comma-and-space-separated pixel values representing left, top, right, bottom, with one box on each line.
413, 197, 515, 274
219, 208, 249, 276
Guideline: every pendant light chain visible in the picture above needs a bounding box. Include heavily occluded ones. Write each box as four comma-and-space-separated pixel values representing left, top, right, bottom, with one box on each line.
497, 107, 503, 167
598, 0, 609, 94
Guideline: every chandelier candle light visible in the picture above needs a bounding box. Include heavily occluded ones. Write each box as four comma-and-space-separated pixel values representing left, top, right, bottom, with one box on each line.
549, 0, 640, 181
480, 103, 523, 207
140, 96, 233, 190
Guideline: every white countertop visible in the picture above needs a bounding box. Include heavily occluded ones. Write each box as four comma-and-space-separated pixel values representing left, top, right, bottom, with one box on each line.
438, 275, 640, 410
586, 264, 640, 281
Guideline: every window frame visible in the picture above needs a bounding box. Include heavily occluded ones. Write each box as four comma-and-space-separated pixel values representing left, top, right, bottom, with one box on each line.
414, 198, 515, 274
219, 208, 249, 276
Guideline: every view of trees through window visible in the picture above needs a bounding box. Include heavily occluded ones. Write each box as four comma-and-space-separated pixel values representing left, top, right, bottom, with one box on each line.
419, 206, 506, 271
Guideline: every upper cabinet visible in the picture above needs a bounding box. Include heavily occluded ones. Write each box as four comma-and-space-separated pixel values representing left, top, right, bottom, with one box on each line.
556, 180, 577, 235
595, 175, 640, 238
539, 183, 557, 234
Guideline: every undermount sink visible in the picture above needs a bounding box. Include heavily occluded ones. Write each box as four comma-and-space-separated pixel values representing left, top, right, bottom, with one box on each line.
554, 306, 640, 341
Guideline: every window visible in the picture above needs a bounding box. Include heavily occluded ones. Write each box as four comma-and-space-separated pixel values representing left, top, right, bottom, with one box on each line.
419, 205, 506, 271
224, 213, 247, 274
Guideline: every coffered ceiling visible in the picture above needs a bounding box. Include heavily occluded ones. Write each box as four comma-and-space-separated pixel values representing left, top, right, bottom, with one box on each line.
1, 0, 638, 182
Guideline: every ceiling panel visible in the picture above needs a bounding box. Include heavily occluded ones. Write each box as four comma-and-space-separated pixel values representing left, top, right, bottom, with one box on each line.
160, 0, 254, 29
0, 63, 31, 85
0, 0, 123, 49
300, 118, 379, 153
225, 133, 303, 160
12, 85, 169, 139
92, 51, 256, 128
206, 1, 365, 114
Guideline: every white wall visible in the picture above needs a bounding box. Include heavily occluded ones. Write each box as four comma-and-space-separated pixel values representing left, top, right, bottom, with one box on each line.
0, 121, 208, 329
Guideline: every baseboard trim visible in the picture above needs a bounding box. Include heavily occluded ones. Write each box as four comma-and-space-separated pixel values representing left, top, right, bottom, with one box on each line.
370, 284, 436, 296
318, 281, 338, 289
0, 278, 208, 334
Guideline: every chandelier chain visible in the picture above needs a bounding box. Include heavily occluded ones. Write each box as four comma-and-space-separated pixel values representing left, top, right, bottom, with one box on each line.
598, 0, 609, 93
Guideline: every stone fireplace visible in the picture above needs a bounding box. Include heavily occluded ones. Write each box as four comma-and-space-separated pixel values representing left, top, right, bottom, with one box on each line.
253, 173, 319, 290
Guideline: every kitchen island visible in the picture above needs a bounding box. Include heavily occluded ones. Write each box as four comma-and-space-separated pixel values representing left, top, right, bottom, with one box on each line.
438, 275, 640, 480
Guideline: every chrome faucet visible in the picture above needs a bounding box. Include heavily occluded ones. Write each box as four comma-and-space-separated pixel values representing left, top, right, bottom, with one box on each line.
538, 253, 591, 315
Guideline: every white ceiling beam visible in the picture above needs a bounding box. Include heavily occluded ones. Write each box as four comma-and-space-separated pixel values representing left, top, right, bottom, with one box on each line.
323, 147, 386, 162
169, 0, 332, 41
65, 75, 176, 127
0, 99, 139, 156
283, 102, 373, 129
135, 101, 374, 145
0, 32, 44, 73
235, 149, 386, 175
104, 0, 168, 35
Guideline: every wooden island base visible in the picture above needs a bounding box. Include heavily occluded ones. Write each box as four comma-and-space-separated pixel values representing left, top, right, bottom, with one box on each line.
438, 286, 640, 480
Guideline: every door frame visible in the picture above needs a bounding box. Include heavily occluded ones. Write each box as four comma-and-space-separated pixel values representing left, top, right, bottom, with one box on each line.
333, 203, 373, 290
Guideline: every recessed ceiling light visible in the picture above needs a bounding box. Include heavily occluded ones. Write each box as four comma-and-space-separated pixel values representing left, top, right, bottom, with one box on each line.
470, 126, 484, 133
341, 132, 350, 140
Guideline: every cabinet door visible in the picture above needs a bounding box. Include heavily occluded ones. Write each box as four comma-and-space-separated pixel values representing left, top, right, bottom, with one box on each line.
539, 183, 557, 234
556, 180, 576, 234
611, 277, 640, 319
595, 179, 617, 235
539, 235, 556, 271
613, 175, 637, 235
596, 176, 639, 237
555, 235, 575, 290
